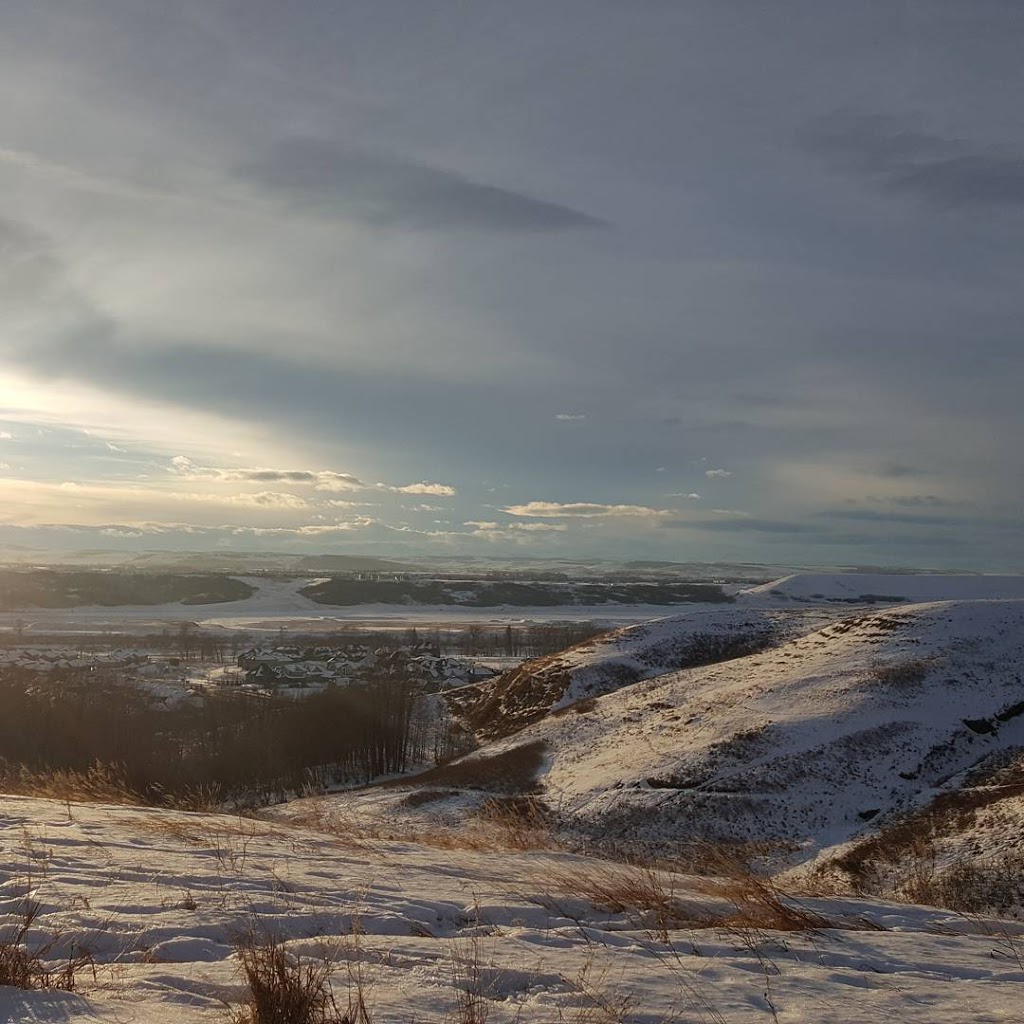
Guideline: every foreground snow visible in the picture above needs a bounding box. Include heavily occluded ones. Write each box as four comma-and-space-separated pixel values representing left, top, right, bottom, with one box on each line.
1, 795, 1021, 1023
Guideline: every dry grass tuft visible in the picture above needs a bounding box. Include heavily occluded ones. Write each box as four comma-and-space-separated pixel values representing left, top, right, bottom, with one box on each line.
0, 898, 94, 992
708, 871, 838, 932
470, 796, 554, 850
555, 953, 634, 1024
447, 931, 490, 1024
898, 851, 1024, 916
397, 788, 461, 809
544, 863, 712, 939
232, 930, 369, 1024
0, 760, 143, 806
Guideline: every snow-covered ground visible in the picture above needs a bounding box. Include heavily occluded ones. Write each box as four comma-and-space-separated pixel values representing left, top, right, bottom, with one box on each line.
1, 795, 1021, 1023
741, 572, 1024, 603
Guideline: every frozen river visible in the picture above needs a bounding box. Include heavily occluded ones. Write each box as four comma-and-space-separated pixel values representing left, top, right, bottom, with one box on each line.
0, 576, 688, 634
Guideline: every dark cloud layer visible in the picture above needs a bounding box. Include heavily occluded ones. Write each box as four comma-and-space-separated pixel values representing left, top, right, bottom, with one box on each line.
801, 113, 1024, 208
238, 138, 604, 231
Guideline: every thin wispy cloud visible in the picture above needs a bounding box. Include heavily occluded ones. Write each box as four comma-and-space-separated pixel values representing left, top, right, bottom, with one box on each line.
168, 458, 454, 497
502, 502, 668, 519
237, 138, 605, 232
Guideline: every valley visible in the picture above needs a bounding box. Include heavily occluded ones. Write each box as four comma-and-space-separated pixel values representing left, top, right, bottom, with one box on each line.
3, 568, 1024, 1022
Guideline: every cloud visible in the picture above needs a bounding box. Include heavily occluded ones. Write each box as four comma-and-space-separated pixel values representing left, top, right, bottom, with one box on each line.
171, 458, 365, 490
0, 431, 12, 440
326, 499, 380, 510
465, 520, 568, 542
664, 516, 824, 536
801, 113, 1024, 208
668, 492, 702, 500
555, 413, 586, 421
169, 458, 454, 496
466, 519, 567, 533
815, 508, 971, 527
877, 461, 927, 479
159, 490, 310, 510
311, 472, 373, 492
704, 469, 732, 478
222, 491, 307, 510
237, 138, 604, 232
502, 501, 667, 519
384, 481, 457, 496
886, 494, 962, 509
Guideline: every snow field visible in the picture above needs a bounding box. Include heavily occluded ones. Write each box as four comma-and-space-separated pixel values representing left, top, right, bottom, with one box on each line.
1, 796, 1022, 1023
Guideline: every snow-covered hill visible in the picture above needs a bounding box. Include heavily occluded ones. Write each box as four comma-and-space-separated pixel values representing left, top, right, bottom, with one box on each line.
450, 572, 1024, 742
741, 571, 1024, 603
436, 597, 1024, 868
1, 795, 1021, 1023
446, 605, 837, 740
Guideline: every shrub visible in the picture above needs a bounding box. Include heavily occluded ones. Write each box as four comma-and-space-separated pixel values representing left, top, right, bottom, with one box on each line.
900, 853, 1024, 916
869, 658, 931, 690
232, 930, 367, 1024
0, 898, 92, 992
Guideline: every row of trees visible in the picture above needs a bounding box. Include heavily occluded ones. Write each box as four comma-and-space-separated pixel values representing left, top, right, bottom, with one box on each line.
0, 664, 442, 805
3, 621, 605, 665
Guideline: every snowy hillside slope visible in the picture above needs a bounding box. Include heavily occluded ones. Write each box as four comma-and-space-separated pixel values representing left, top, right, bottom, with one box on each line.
450, 599, 1024, 861
447, 605, 835, 740
1, 794, 1022, 1023
742, 572, 1024, 603
449, 572, 1024, 743
800, 748, 1024, 913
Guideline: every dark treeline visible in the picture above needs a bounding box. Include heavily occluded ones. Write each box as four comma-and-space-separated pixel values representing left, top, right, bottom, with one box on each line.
1, 621, 606, 665
291, 621, 606, 659
0, 664, 453, 806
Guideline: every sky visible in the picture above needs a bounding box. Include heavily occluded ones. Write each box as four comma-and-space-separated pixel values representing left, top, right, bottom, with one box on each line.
0, 1, 1021, 569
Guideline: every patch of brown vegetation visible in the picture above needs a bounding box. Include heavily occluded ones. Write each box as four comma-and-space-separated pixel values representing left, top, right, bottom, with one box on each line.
0, 760, 144, 806
833, 752, 1024, 886
376, 741, 548, 796
0, 898, 94, 992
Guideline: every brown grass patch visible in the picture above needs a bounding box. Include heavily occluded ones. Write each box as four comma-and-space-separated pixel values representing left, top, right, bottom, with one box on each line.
397, 788, 461, 809
0, 898, 94, 992
832, 752, 1024, 896
376, 741, 547, 796
470, 796, 554, 850
543, 863, 713, 940
0, 760, 143, 806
